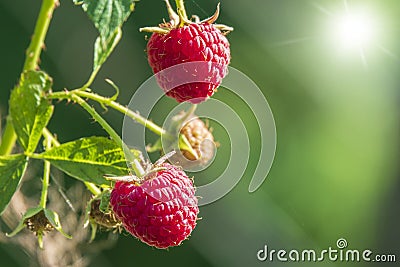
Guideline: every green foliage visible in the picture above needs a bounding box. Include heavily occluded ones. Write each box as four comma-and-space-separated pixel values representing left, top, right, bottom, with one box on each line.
37, 137, 131, 185
94, 28, 122, 71
73, 0, 135, 88
73, 0, 135, 41
9, 71, 53, 153
1, 1, 139, 224
0, 0, 165, 253
0, 154, 28, 215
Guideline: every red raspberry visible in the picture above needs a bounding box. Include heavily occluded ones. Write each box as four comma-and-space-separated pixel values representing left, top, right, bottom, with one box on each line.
142, 2, 232, 104
147, 24, 230, 103
110, 164, 199, 249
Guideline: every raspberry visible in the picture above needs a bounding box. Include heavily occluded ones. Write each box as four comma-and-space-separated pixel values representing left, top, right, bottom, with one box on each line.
180, 116, 215, 163
167, 115, 216, 169
110, 163, 199, 249
141, 1, 232, 104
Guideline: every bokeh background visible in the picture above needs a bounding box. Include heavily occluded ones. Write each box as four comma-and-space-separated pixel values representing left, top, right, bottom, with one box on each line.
0, 0, 399, 266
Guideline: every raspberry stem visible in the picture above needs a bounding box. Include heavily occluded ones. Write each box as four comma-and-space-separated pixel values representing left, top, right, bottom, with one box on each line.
131, 159, 146, 177
47, 90, 172, 139
49, 93, 140, 175
84, 182, 102, 196
47, 90, 201, 165
24, 0, 58, 71
175, 0, 188, 23
69, 94, 137, 162
0, 0, 58, 156
180, 104, 197, 123
39, 136, 52, 209
76, 90, 170, 138
165, 0, 179, 24
42, 128, 61, 148
44, 91, 139, 174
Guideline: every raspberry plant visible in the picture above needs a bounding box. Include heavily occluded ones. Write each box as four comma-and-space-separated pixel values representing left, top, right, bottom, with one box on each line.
0, 0, 232, 250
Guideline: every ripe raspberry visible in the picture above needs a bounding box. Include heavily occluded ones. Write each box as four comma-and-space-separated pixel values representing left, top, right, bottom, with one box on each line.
110, 163, 199, 249
141, 2, 232, 104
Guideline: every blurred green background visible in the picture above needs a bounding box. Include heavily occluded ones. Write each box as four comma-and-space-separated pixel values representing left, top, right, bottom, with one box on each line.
0, 0, 399, 266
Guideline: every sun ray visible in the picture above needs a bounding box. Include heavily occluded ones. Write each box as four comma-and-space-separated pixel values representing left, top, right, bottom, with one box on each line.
275, 0, 390, 68
376, 44, 399, 61
343, 0, 349, 13
271, 36, 316, 47
359, 48, 368, 68
310, 2, 334, 17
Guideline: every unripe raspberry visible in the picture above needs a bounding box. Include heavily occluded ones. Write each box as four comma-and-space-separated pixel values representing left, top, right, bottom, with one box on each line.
110, 163, 199, 249
180, 116, 214, 161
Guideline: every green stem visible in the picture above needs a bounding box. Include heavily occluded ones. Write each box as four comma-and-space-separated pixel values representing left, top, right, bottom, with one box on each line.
24, 0, 58, 70
47, 90, 200, 159
43, 127, 60, 147
181, 104, 197, 123
0, 0, 57, 156
48, 90, 171, 139
69, 94, 138, 174
39, 137, 52, 209
0, 117, 17, 155
81, 68, 100, 91
84, 182, 101, 195
131, 159, 146, 177
42, 128, 101, 195
77, 90, 170, 138
175, 0, 188, 21
71, 94, 124, 147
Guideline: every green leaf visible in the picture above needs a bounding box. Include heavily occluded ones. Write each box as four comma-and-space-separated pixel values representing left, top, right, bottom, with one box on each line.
73, 0, 135, 41
0, 154, 28, 215
6, 206, 43, 237
9, 70, 54, 153
44, 209, 72, 239
94, 28, 122, 71
38, 137, 131, 185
